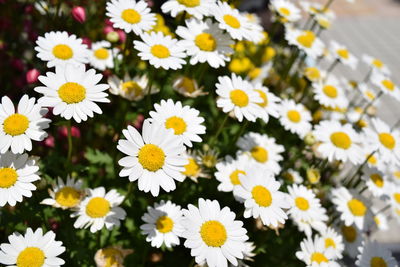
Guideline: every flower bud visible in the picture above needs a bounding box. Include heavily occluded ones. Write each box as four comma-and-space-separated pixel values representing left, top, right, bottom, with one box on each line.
26, 69, 40, 84
72, 6, 86, 23
106, 31, 119, 43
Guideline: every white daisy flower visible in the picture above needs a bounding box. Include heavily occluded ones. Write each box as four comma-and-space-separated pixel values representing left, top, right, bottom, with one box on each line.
285, 27, 325, 59
181, 198, 249, 267
108, 73, 157, 101
356, 241, 398, 267
279, 99, 312, 138
358, 83, 378, 103
172, 75, 207, 98
106, 0, 156, 35
329, 41, 358, 69
0, 152, 40, 207
247, 63, 272, 83
243, 15, 264, 44
319, 227, 344, 260
331, 187, 371, 230
140, 200, 184, 248
0, 228, 65, 267
296, 236, 340, 267
237, 132, 284, 174
312, 75, 348, 109
176, 18, 234, 68
117, 119, 188, 197
270, 0, 301, 23
363, 150, 386, 173
35, 64, 110, 123
251, 82, 281, 124
294, 216, 328, 238
371, 207, 389, 231
362, 167, 389, 198
388, 184, 400, 209
149, 99, 206, 147
161, 0, 215, 20
133, 31, 186, 70
35, 31, 89, 68
89, 41, 119, 71
388, 164, 400, 184
72, 187, 126, 233
338, 223, 364, 258
282, 169, 304, 184
41, 176, 83, 210
313, 120, 364, 164
215, 154, 251, 193
362, 54, 391, 75
215, 74, 263, 122
304, 66, 324, 83
0, 95, 50, 154
391, 205, 400, 224
371, 73, 400, 102
234, 168, 290, 227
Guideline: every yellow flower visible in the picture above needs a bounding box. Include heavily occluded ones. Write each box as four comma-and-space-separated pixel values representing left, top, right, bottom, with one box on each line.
307, 168, 320, 184
229, 57, 253, 74
262, 47, 276, 62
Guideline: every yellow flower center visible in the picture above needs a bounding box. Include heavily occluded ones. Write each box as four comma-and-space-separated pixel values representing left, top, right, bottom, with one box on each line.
3, 114, 29, 136
278, 7, 291, 16
374, 216, 381, 226
393, 193, 400, 204
178, 77, 196, 93
58, 82, 86, 104
156, 215, 174, 233
55, 186, 81, 208
382, 80, 395, 91
311, 252, 328, 264
150, 44, 170, 59
322, 85, 338, 98
230, 89, 249, 107
94, 48, 109, 60
394, 171, 400, 180
370, 257, 388, 267
379, 133, 395, 150
367, 154, 377, 165
305, 67, 320, 81
330, 132, 352, 149
182, 158, 200, 177
200, 220, 227, 247
17, 247, 45, 267
370, 174, 384, 188
121, 9, 142, 24
318, 18, 330, 29
229, 169, 246, 185
287, 110, 301, 123
325, 238, 336, 249
337, 48, 349, 59
295, 197, 310, 211
341, 225, 356, 242
248, 68, 261, 80
372, 59, 383, 69
52, 44, 73, 60
250, 146, 268, 163
101, 248, 122, 267
365, 90, 375, 100
223, 14, 241, 29
307, 168, 320, 184
255, 90, 268, 107
347, 198, 367, 216
138, 144, 165, 172
251, 185, 272, 207
165, 116, 187, 135
296, 31, 315, 48
0, 167, 18, 188
122, 81, 142, 95
195, 33, 217, 52
86, 197, 110, 218
177, 0, 200, 7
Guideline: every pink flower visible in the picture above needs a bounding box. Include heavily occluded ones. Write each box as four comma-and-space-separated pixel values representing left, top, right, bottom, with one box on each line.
71, 6, 86, 23
26, 69, 40, 84
117, 30, 126, 43
58, 126, 81, 138
44, 135, 55, 148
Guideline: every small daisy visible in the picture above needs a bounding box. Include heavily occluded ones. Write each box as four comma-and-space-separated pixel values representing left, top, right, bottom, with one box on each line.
358, 83, 378, 103
362, 54, 391, 75
285, 27, 325, 59
371, 207, 389, 231
371, 73, 400, 102
362, 167, 389, 198
106, 0, 156, 35
338, 223, 364, 258
234, 168, 290, 227
182, 151, 206, 182
172, 75, 207, 98
149, 99, 206, 147
296, 236, 340, 267
89, 41, 119, 71
388, 184, 400, 208
0, 152, 40, 207
313, 120, 364, 164
94, 246, 133, 267
0, 95, 50, 154
247, 63, 272, 83
35, 31, 89, 68
304, 66, 324, 83
329, 41, 358, 69
108, 73, 157, 101
216, 74, 263, 122
140, 200, 184, 248
356, 241, 398, 267
176, 18, 234, 68
331, 187, 371, 229
117, 119, 187, 196
319, 227, 344, 260
35, 64, 110, 123
282, 169, 304, 184
312, 75, 348, 109
41, 176, 83, 210
133, 31, 186, 70
315, 12, 336, 29
161, 0, 215, 19
72, 187, 126, 233
279, 99, 312, 138
270, 0, 301, 23
181, 198, 249, 267
293, 216, 328, 238
0, 228, 65, 267
251, 82, 281, 124
237, 132, 284, 174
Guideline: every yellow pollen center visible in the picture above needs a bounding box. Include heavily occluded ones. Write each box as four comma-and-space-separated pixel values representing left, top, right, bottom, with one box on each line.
195, 33, 217, 52
0, 167, 18, 188
325, 238, 336, 249
138, 144, 165, 172
229, 169, 246, 185
287, 110, 301, 123
296, 31, 315, 48
330, 132, 352, 149
178, 77, 196, 93
177, 0, 200, 7
379, 133, 396, 149
17, 247, 45, 267
94, 48, 109, 60
370, 174, 384, 188
3, 114, 29, 136
305, 67, 320, 81
382, 80, 395, 91
52, 44, 73, 60
311, 252, 328, 264
230, 89, 249, 107
165, 116, 187, 135
200, 220, 227, 247
182, 158, 200, 177
55, 186, 81, 208
121, 9, 142, 24
251, 185, 272, 207
341, 225, 356, 242
337, 49, 349, 59
255, 90, 268, 107
366, 90, 375, 100
323, 85, 338, 98
250, 146, 268, 163
393, 193, 400, 204
58, 82, 86, 104
86, 197, 110, 218
373, 59, 383, 69
370, 257, 388, 267
278, 7, 291, 16
223, 15, 241, 29
295, 197, 310, 211
368, 154, 377, 165
156, 215, 174, 233
249, 68, 261, 80
374, 216, 381, 226
150, 45, 170, 58
101, 248, 122, 267
122, 81, 142, 95
347, 199, 367, 216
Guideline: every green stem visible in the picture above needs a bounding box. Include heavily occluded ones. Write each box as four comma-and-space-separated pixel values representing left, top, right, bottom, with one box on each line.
210, 114, 229, 146
67, 121, 73, 163
323, 0, 335, 11
324, 59, 339, 82
363, 67, 372, 83
146, 68, 155, 112
121, 182, 134, 205
233, 120, 249, 145
357, 91, 383, 123
376, 204, 391, 215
